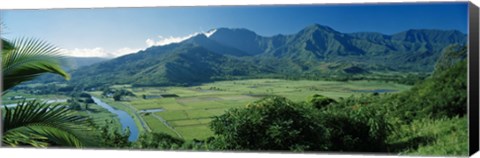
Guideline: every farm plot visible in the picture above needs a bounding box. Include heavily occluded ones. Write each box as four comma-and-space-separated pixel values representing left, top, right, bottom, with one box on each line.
129, 94, 258, 140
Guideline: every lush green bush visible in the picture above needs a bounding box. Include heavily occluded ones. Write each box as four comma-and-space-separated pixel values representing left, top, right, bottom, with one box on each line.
306, 94, 337, 109
95, 120, 131, 148
389, 60, 467, 123
133, 132, 184, 150
321, 96, 392, 152
388, 116, 467, 156
210, 96, 329, 151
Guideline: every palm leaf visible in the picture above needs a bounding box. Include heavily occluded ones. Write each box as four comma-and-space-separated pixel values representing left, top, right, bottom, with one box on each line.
2, 130, 49, 147
1, 37, 98, 148
1, 39, 14, 51
2, 38, 70, 91
2, 100, 98, 147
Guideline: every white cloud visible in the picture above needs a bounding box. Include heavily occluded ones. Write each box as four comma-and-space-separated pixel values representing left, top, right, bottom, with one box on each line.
61, 29, 217, 58
145, 29, 218, 47
59, 47, 107, 58
204, 29, 217, 37
114, 47, 142, 56
145, 32, 200, 47
60, 47, 141, 58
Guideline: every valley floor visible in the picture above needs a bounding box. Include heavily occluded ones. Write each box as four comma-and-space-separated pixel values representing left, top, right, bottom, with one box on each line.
99, 79, 411, 140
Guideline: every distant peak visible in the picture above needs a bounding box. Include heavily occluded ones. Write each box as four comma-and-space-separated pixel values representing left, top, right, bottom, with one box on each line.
301, 24, 339, 34
212, 27, 257, 35
306, 24, 335, 31
191, 33, 208, 39
206, 27, 260, 41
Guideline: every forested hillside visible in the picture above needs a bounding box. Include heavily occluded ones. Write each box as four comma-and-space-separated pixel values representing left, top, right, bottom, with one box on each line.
63, 24, 465, 88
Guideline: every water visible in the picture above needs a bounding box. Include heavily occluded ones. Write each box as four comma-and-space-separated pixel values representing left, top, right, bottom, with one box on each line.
351, 89, 398, 93
91, 97, 139, 141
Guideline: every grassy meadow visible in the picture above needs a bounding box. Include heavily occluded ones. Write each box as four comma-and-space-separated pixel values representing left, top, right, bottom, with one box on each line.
101, 79, 411, 140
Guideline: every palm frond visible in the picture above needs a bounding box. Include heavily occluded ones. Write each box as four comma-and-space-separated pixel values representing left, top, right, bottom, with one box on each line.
1, 39, 14, 51
2, 100, 98, 147
3, 125, 84, 147
2, 130, 49, 147
2, 38, 70, 91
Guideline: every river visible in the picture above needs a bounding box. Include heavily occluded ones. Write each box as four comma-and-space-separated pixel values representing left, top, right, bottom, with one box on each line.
91, 97, 139, 141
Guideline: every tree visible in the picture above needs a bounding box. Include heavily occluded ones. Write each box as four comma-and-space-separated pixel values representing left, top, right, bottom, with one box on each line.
85, 98, 95, 110
113, 93, 122, 101
96, 120, 130, 148
321, 103, 392, 152
210, 96, 329, 151
1, 38, 96, 147
306, 94, 337, 109
133, 132, 184, 149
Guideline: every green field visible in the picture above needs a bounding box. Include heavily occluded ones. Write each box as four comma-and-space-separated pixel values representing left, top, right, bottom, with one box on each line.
119, 79, 411, 140
75, 101, 123, 131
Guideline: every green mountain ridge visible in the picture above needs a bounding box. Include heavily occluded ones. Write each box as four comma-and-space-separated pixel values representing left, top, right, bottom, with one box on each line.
65, 24, 466, 87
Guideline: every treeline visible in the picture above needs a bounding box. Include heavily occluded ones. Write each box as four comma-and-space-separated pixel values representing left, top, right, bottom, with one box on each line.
129, 72, 427, 88
10, 83, 77, 95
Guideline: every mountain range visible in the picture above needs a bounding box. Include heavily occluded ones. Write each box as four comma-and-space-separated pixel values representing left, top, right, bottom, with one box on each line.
65, 24, 467, 87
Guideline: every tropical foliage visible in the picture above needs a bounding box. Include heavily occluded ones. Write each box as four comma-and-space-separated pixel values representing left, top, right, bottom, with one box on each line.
2, 100, 95, 147
2, 38, 69, 92
210, 96, 330, 151
1, 38, 95, 147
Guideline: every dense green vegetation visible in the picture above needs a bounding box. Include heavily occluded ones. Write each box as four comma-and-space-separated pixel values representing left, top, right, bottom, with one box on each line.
210, 96, 330, 151
1, 38, 97, 147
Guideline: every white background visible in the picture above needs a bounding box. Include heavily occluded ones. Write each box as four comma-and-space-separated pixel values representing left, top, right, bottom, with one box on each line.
0, 0, 478, 158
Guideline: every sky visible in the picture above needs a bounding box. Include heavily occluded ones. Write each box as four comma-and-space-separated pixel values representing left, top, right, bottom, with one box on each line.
0, 2, 469, 58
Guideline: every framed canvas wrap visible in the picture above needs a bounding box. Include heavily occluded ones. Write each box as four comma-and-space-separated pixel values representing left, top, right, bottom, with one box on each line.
0, 1, 479, 157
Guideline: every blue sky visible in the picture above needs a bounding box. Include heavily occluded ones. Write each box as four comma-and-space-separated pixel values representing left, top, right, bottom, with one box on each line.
1, 2, 468, 58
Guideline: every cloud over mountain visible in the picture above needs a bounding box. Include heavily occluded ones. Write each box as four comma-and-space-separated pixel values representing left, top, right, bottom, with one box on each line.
60, 47, 141, 58
145, 29, 219, 47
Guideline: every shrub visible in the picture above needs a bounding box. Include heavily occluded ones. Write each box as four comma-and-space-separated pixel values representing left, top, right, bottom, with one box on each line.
306, 94, 337, 109
133, 132, 184, 150
210, 96, 329, 151
321, 103, 392, 152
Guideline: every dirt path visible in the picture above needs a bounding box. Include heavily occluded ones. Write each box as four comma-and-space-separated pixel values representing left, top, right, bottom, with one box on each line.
151, 113, 183, 138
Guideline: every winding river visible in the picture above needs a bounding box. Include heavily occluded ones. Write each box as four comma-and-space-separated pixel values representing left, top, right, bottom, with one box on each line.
91, 97, 139, 141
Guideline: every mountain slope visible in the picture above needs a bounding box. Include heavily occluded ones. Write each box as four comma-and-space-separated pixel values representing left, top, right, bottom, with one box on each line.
67, 24, 467, 87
